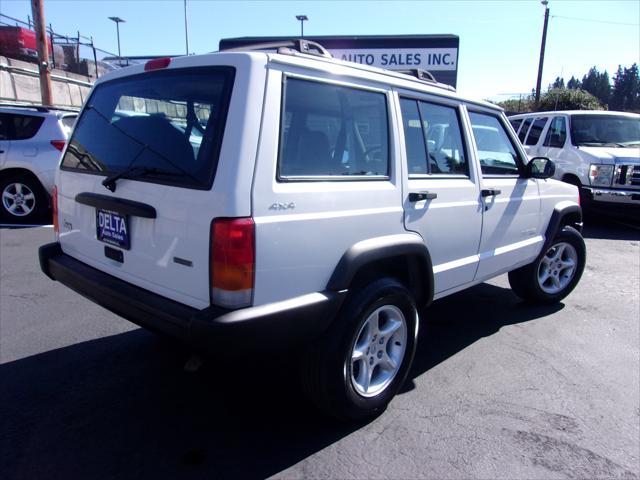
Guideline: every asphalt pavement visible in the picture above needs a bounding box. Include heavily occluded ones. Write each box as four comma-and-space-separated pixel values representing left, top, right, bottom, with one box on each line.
1, 219, 639, 479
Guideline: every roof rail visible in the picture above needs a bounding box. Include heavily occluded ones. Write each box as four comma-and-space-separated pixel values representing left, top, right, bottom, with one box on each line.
394, 69, 438, 84
0, 102, 80, 113
220, 39, 332, 59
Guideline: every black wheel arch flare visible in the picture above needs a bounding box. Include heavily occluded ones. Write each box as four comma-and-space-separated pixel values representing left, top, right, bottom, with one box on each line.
326, 233, 435, 308
542, 204, 583, 254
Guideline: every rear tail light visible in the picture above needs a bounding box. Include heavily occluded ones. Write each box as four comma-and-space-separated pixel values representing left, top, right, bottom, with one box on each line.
210, 218, 255, 308
50, 140, 66, 152
52, 185, 59, 237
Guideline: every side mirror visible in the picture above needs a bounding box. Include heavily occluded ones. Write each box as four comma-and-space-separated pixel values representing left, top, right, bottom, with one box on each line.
525, 157, 556, 179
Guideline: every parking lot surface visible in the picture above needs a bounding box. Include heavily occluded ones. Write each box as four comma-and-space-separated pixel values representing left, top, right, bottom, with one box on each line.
1, 221, 639, 479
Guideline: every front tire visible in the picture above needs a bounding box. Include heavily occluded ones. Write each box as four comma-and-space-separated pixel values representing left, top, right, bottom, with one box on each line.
300, 278, 418, 421
509, 226, 586, 304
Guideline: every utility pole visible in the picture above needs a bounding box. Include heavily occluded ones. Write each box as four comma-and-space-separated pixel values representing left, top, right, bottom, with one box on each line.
31, 0, 53, 106
535, 0, 550, 107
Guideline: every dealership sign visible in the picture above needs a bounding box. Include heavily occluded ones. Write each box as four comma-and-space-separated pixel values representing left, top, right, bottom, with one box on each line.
220, 35, 460, 87
330, 48, 457, 71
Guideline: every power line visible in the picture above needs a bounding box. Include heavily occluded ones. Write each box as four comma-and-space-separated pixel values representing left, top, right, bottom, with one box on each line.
552, 15, 639, 27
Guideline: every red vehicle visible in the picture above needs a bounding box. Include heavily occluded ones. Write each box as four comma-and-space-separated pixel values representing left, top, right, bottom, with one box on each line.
0, 26, 55, 61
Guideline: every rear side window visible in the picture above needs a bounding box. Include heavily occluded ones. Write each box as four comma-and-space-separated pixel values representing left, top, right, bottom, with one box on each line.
518, 117, 533, 142
525, 116, 548, 145
509, 118, 523, 132
543, 116, 567, 148
0, 113, 45, 140
279, 78, 389, 179
61, 67, 235, 190
399, 98, 468, 175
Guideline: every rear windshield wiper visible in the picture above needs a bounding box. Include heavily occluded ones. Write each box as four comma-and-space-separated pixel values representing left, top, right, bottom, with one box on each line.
102, 165, 180, 192
85, 104, 202, 188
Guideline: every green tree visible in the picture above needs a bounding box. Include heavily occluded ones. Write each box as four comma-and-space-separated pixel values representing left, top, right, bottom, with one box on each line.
537, 88, 604, 111
581, 66, 611, 106
610, 64, 640, 112
551, 76, 565, 89
567, 76, 581, 89
496, 95, 534, 113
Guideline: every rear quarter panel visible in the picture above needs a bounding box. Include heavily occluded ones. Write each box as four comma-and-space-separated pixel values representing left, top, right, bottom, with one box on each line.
250, 63, 406, 306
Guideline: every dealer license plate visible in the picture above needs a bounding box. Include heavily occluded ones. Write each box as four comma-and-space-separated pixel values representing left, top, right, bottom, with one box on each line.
96, 209, 130, 250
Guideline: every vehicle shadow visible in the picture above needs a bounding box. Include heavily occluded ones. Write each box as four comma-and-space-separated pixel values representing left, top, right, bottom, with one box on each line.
0, 213, 52, 229
581, 215, 640, 241
407, 283, 563, 388
1, 283, 560, 480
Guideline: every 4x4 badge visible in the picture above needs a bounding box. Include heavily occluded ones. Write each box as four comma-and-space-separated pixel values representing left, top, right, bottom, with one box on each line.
269, 202, 296, 211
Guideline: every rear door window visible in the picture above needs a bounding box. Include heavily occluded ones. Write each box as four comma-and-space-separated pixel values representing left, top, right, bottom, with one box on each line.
509, 118, 523, 132
0, 114, 8, 140
399, 97, 468, 176
278, 77, 389, 179
61, 67, 235, 190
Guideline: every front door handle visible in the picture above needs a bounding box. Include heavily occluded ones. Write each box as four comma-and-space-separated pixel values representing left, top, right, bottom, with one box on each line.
481, 188, 502, 197
409, 191, 438, 202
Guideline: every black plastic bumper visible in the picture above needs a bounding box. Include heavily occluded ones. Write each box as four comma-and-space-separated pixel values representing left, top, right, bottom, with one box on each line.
39, 242, 346, 353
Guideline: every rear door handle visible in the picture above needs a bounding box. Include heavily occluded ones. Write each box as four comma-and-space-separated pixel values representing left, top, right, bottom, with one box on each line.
409, 191, 438, 202
481, 188, 502, 197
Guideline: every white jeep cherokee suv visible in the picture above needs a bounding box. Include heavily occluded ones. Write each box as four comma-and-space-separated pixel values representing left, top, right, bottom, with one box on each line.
40, 41, 586, 420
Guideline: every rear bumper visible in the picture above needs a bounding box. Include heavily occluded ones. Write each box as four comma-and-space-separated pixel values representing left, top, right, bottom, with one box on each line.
39, 242, 346, 353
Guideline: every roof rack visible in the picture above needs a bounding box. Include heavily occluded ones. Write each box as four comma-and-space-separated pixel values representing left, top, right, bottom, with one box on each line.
394, 69, 438, 84
220, 39, 332, 59
0, 103, 80, 113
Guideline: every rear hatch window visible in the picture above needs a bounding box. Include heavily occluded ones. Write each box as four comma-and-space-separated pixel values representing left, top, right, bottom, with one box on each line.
61, 67, 235, 190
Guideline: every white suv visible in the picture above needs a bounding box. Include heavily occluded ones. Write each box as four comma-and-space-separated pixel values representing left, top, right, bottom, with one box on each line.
39, 41, 586, 420
509, 110, 640, 219
0, 105, 77, 223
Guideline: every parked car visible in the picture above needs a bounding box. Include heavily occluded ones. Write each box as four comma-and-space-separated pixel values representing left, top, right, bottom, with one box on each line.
509, 110, 640, 219
0, 105, 77, 222
39, 41, 585, 420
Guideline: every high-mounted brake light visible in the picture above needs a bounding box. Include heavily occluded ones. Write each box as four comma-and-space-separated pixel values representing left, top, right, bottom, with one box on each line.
52, 185, 59, 237
210, 218, 255, 309
50, 140, 66, 152
144, 57, 171, 71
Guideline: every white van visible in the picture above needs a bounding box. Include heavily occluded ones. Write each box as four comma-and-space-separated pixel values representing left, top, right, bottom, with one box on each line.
509, 110, 640, 219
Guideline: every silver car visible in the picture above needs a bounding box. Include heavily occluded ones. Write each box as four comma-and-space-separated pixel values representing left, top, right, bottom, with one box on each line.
0, 105, 77, 223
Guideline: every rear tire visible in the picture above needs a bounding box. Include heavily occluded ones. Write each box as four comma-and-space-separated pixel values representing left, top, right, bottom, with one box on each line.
509, 226, 586, 304
300, 278, 418, 421
0, 174, 48, 224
